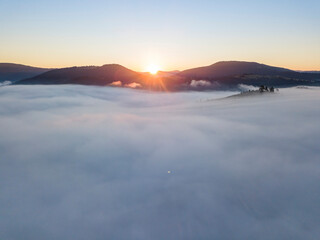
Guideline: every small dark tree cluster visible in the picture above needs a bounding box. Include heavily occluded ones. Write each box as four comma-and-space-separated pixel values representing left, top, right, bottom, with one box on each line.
259, 85, 275, 92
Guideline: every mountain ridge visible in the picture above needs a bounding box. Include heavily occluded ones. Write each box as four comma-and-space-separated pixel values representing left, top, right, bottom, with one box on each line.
0, 63, 52, 82
16, 64, 143, 86
180, 61, 293, 79
8, 61, 320, 90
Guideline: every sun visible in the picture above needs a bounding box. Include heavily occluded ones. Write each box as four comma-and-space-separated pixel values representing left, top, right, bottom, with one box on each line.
146, 64, 160, 75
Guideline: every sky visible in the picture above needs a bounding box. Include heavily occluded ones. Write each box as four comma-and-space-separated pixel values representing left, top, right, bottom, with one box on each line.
0, 0, 319, 71
1, 85, 320, 239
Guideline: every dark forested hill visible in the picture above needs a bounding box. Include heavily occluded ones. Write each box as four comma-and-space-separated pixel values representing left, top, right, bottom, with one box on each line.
15, 61, 320, 90
180, 61, 292, 79
0, 63, 50, 82
17, 64, 143, 86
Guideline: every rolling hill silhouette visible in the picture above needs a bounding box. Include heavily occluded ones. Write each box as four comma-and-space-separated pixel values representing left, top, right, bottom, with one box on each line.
17, 64, 143, 86
179, 61, 320, 89
0, 63, 51, 82
12, 61, 320, 90
180, 61, 291, 79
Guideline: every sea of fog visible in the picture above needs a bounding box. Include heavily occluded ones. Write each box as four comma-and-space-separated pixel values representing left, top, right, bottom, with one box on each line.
1, 85, 320, 240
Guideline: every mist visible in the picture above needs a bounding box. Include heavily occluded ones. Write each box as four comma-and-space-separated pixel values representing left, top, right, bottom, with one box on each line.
0, 85, 320, 240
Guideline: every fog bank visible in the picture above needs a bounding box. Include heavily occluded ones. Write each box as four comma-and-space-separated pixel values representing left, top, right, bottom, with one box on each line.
0, 85, 320, 240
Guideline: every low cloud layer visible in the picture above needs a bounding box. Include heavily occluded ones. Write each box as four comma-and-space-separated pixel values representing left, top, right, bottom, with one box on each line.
0, 85, 320, 240
190, 80, 212, 87
125, 82, 142, 88
0, 80, 12, 87
238, 83, 259, 91
109, 81, 142, 89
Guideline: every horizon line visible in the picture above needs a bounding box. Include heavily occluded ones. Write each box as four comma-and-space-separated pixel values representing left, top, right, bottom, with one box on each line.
1, 60, 320, 72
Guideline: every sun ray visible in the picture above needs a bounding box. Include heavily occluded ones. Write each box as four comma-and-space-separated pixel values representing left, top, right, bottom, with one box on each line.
146, 64, 160, 75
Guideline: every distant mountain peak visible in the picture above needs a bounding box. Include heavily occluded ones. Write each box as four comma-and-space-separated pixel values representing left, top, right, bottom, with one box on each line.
100, 64, 134, 71
180, 61, 293, 80
0, 63, 51, 82
5, 61, 319, 90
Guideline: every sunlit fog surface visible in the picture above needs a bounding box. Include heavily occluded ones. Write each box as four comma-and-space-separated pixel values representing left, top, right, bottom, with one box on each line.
0, 85, 320, 240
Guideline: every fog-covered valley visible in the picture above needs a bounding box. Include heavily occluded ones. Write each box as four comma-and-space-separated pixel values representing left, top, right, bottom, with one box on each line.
0, 85, 320, 240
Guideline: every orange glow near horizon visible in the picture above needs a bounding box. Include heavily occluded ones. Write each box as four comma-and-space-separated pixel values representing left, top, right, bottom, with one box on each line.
1, 59, 319, 72
146, 64, 160, 75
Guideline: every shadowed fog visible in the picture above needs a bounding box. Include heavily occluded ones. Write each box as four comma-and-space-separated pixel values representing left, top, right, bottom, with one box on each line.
0, 85, 320, 240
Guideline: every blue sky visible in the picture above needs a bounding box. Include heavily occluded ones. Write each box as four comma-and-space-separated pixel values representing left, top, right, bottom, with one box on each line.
0, 0, 319, 70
